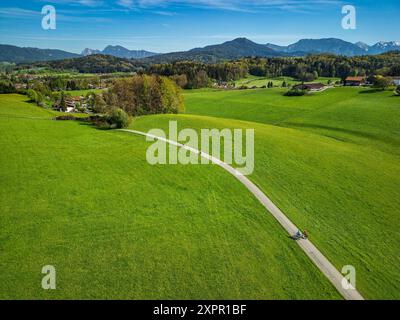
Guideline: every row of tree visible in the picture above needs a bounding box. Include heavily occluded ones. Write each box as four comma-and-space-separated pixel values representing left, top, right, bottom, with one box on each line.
242, 52, 400, 81
146, 52, 400, 87
148, 61, 247, 88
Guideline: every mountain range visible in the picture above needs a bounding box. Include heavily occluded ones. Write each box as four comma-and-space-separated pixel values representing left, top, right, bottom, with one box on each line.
266, 38, 400, 56
1, 38, 400, 64
266, 38, 366, 56
81, 45, 158, 59
142, 38, 288, 64
0, 44, 80, 64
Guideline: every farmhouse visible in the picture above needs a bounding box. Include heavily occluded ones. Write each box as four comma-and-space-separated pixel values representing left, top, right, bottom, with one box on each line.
293, 83, 326, 92
392, 77, 400, 86
14, 83, 27, 90
213, 82, 234, 90
65, 99, 76, 113
345, 76, 366, 86
53, 96, 85, 113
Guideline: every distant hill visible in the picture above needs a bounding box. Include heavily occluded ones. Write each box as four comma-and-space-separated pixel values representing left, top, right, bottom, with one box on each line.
145, 38, 283, 63
265, 43, 287, 52
82, 45, 158, 59
355, 41, 370, 52
266, 38, 366, 56
22, 50, 400, 75
81, 48, 101, 56
0, 44, 80, 63
31, 54, 142, 73
3, 38, 400, 65
0, 44, 157, 64
369, 41, 400, 55
266, 38, 400, 56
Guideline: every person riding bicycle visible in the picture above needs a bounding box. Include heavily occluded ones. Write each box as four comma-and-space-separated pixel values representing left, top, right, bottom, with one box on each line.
293, 230, 302, 240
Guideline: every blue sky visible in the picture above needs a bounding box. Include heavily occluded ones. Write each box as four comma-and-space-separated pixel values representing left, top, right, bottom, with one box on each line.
0, 0, 399, 53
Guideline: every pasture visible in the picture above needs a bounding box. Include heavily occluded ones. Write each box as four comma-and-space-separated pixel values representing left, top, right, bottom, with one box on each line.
234, 76, 340, 88
0, 94, 340, 299
131, 86, 400, 299
1, 85, 399, 299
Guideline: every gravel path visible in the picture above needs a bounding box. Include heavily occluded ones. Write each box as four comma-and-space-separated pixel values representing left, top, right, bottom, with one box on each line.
119, 128, 365, 300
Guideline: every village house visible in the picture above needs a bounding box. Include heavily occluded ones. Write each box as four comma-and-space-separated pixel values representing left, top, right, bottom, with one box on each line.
293, 83, 326, 92
14, 83, 27, 90
53, 96, 85, 113
65, 99, 76, 113
345, 76, 367, 86
213, 82, 234, 90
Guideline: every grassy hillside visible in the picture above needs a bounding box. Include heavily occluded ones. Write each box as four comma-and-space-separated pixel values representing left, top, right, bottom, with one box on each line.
184, 87, 400, 152
131, 87, 400, 299
0, 94, 340, 299
234, 76, 340, 88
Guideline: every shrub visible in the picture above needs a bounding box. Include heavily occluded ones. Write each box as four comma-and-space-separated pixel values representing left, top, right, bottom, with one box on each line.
372, 76, 393, 91
35, 91, 44, 106
83, 115, 110, 129
0, 80, 16, 93
27, 89, 38, 102
54, 115, 78, 121
106, 108, 131, 129
284, 88, 307, 96
86, 111, 130, 130
85, 92, 106, 113
396, 85, 400, 95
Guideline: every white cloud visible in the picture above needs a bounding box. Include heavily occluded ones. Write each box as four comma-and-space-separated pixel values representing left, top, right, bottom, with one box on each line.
117, 0, 134, 8
118, 0, 344, 12
0, 7, 40, 17
35, 0, 344, 12
40, 0, 104, 7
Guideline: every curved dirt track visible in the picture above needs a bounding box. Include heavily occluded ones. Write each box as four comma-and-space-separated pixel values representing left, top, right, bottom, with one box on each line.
119, 128, 365, 300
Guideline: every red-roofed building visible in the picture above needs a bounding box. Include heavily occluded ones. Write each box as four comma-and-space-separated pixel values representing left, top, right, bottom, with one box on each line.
345, 76, 367, 86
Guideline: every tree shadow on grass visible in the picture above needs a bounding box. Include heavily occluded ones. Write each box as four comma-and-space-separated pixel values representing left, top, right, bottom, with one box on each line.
54, 115, 113, 131
76, 119, 113, 131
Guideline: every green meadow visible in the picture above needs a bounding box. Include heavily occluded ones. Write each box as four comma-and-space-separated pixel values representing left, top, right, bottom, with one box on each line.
0, 94, 340, 299
131, 86, 400, 299
1, 84, 399, 300
234, 75, 340, 88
